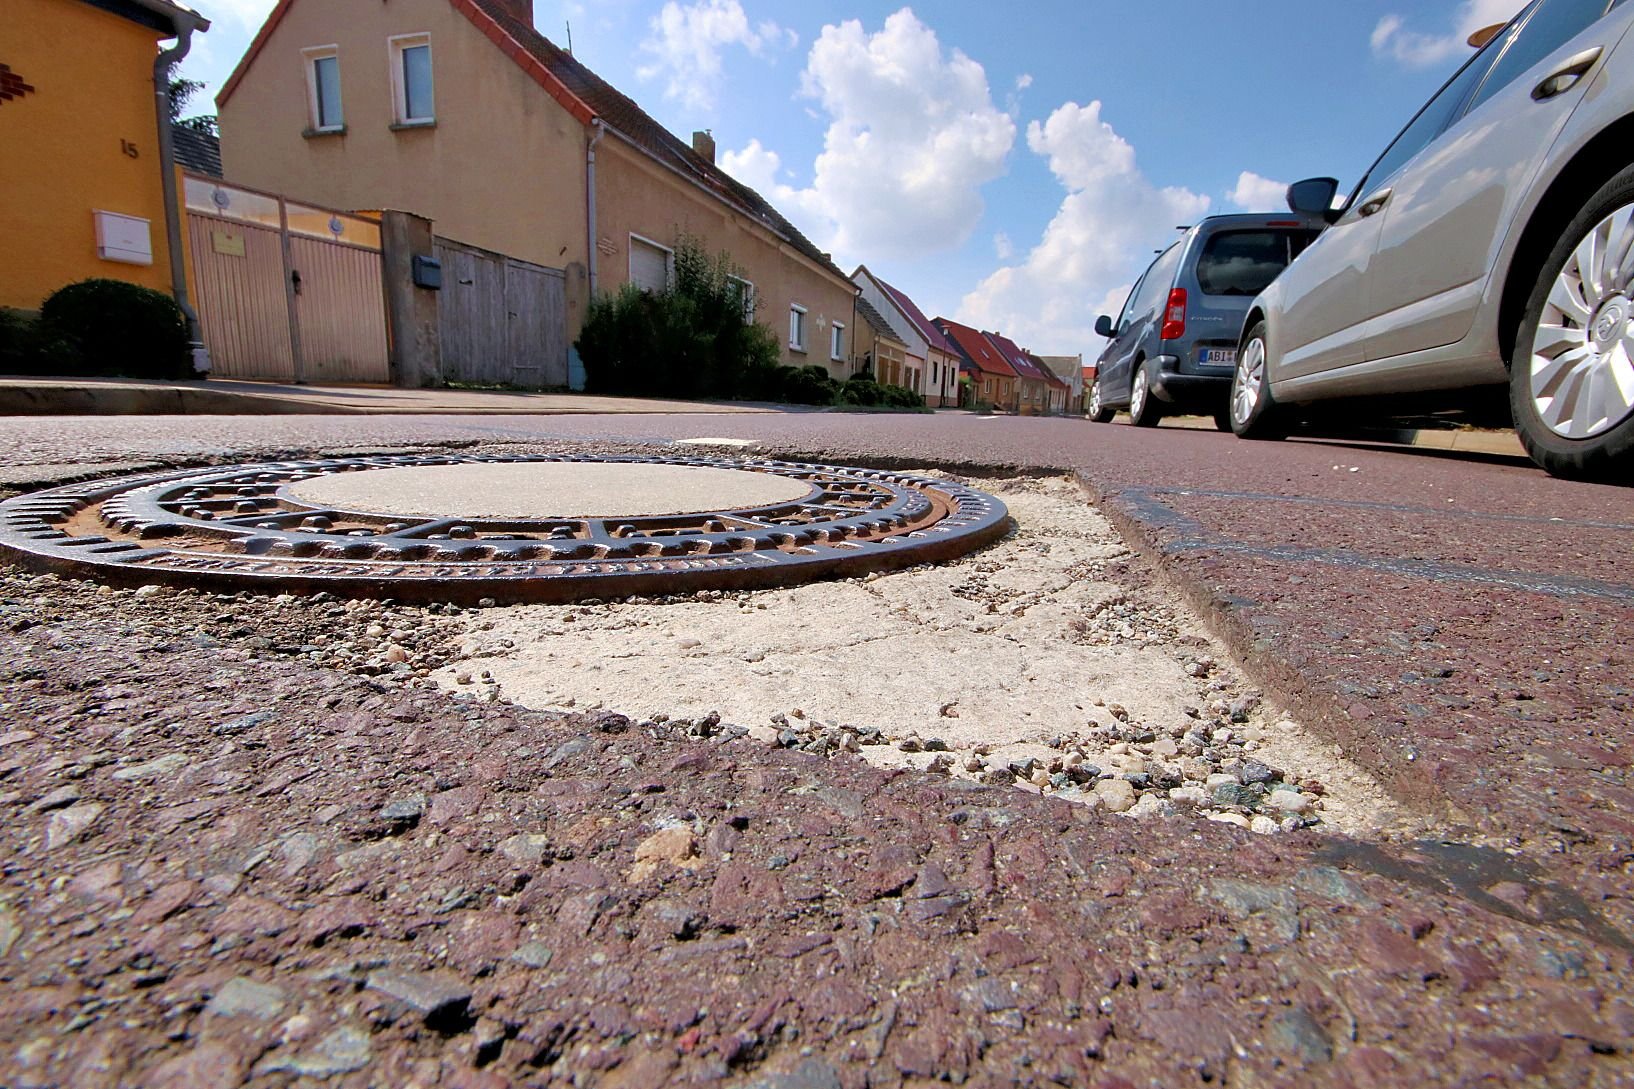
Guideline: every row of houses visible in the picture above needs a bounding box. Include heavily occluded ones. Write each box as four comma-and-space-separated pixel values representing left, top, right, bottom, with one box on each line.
5, 0, 1083, 412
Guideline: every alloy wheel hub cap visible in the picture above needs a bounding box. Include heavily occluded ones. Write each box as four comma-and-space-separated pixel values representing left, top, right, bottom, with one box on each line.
1530, 203, 1634, 440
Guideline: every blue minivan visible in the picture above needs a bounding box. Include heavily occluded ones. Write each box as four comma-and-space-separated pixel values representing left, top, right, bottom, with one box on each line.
1089, 213, 1322, 428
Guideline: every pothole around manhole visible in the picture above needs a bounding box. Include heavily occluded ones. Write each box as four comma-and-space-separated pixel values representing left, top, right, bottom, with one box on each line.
434, 474, 1427, 839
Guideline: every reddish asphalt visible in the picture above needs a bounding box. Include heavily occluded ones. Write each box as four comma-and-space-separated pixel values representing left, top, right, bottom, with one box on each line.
5, 410, 1633, 902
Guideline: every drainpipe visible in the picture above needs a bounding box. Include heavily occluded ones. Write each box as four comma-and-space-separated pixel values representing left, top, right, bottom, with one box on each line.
152, 10, 210, 373
586, 118, 605, 296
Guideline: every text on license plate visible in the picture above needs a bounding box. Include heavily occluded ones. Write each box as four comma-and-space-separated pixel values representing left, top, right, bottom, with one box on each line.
1200, 349, 1236, 366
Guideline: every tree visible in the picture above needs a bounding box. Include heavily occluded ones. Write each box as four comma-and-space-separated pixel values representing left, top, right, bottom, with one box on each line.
167, 77, 218, 136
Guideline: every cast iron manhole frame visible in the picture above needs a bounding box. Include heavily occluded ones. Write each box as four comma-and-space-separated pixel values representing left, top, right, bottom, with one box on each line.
0, 453, 1011, 604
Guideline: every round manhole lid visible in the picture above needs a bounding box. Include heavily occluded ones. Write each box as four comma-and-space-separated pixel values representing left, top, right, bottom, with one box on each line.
285, 461, 816, 519
0, 454, 1010, 604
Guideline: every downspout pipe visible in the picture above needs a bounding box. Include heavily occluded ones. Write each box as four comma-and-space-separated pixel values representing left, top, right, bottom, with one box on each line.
151, 7, 210, 371
586, 118, 605, 297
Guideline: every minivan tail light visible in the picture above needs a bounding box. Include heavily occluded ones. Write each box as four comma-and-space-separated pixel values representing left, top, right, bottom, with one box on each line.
1161, 289, 1187, 341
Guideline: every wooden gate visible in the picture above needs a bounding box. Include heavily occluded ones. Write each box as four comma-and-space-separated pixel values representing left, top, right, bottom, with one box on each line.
434, 236, 567, 389
183, 174, 390, 384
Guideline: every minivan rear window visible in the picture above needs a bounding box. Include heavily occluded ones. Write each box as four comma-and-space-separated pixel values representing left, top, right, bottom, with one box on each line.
1195, 229, 1320, 296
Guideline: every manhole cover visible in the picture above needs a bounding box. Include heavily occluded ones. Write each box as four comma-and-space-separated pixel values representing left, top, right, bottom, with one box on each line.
0, 454, 1010, 603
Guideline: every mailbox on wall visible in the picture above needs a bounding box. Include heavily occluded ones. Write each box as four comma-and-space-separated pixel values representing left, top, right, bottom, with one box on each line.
412, 254, 442, 290
93, 210, 153, 265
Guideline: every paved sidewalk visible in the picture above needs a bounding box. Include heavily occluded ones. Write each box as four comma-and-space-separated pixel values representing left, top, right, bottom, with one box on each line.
0, 376, 776, 417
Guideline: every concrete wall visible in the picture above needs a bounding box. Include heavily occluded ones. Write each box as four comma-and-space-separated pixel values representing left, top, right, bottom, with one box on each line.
217, 0, 588, 324
1, 0, 175, 310
595, 137, 855, 373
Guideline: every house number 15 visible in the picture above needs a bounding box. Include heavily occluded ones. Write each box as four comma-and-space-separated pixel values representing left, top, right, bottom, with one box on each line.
121, 140, 140, 159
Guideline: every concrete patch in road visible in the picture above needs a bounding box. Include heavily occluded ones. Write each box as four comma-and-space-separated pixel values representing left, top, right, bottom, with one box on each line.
438, 475, 1413, 837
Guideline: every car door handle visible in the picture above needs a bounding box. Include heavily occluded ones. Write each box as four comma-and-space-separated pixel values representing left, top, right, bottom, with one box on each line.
1357, 188, 1393, 217
1533, 46, 1603, 100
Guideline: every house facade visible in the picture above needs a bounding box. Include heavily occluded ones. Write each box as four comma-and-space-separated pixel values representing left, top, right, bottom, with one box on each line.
852, 266, 962, 407
984, 331, 1050, 415
935, 317, 1017, 411
1038, 353, 1084, 414
850, 296, 907, 383
217, 0, 854, 376
2, 0, 208, 313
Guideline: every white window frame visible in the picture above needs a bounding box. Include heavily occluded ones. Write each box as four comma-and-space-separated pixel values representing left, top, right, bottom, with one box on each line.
789, 304, 807, 352
830, 321, 845, 361
302, 45, 344, 132
389, 33, 435, 125
627, 233, 674, 293
727, 275, 755, 322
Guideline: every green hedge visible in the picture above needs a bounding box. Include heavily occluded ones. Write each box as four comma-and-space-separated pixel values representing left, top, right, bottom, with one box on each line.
2, 279, 192, 379
575, 235, 926, 411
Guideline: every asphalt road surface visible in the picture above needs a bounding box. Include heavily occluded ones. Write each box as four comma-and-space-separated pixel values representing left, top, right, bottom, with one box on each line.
2, 408, 1631, 1087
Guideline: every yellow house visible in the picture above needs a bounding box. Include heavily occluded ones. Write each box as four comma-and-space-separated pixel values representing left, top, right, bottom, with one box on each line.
0, 0, 208, 314
216, 0, 857, 373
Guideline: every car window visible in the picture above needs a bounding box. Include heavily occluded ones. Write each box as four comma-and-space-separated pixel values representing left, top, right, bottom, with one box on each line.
1463, 0, 1611, 116
1133, 243, 1184, 315
1194, 229, 1323, 296
1113, 277, 1143, 333
1350, 10, 1520, 198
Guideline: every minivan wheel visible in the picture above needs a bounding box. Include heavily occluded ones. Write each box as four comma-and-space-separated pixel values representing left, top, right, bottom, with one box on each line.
1230, 324, 1286, 440
1128, 364, 1162, 427
1512, 167, 1634, 481
1087, 379, 1115, 423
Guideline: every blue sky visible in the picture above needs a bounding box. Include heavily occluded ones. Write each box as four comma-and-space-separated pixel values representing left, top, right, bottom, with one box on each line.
179, 0, 1519, 354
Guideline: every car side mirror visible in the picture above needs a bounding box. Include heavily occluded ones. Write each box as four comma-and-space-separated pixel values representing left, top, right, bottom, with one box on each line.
1286, 177, 1339, 218
1094, 314, 1114, 338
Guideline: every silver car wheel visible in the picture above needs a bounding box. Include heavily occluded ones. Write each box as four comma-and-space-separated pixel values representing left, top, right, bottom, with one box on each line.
1088, 381, 1102, 417
1530, 201, 1634, 440
1130, 369, 1148, 420
1232, 337, 1266, 426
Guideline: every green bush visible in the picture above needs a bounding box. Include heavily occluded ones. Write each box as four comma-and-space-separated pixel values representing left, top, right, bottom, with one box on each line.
837, 378, 923, 410
574, 234, 929, 412
839, 378, 885, 405
37, 279, 192, 379
0, 310, 42, 375
576, 236, 781, 400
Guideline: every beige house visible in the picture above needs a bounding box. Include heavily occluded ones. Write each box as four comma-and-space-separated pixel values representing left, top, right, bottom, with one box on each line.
851, 266, 962, 407
216, 0, 854, 376
851, 296, 908, 383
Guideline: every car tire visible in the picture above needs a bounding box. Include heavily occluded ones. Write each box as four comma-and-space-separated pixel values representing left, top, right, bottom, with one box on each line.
1087, 379, 1116, 423
1212, 408, 1233, 432
1230, 323, 1286, 440
1511, 167, 1634, 481
1128, 363, 1162, 428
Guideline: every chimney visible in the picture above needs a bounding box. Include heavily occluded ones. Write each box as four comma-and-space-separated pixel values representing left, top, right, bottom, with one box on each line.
692, 130, 716, 164
490, 0, 533, 28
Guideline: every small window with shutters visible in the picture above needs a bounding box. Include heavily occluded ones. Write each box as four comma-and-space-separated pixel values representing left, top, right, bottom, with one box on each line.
628, 235, 672, 294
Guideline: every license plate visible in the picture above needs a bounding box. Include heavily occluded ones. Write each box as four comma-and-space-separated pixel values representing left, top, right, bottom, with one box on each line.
1200, 349, 1236, 366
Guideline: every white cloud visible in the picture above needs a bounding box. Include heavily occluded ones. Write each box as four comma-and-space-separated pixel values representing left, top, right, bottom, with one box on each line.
1228, 171, 1288, 211
720, 8, 1015, 266
1015, 73, 1033, 90
637, 0, 795, 111
993, 232, 1014, 260
1370, 0, 1522, 68
957, 100, 1209, 352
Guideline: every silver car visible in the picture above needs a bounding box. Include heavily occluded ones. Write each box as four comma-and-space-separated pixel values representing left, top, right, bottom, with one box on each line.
1233, 0, 1634, 480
